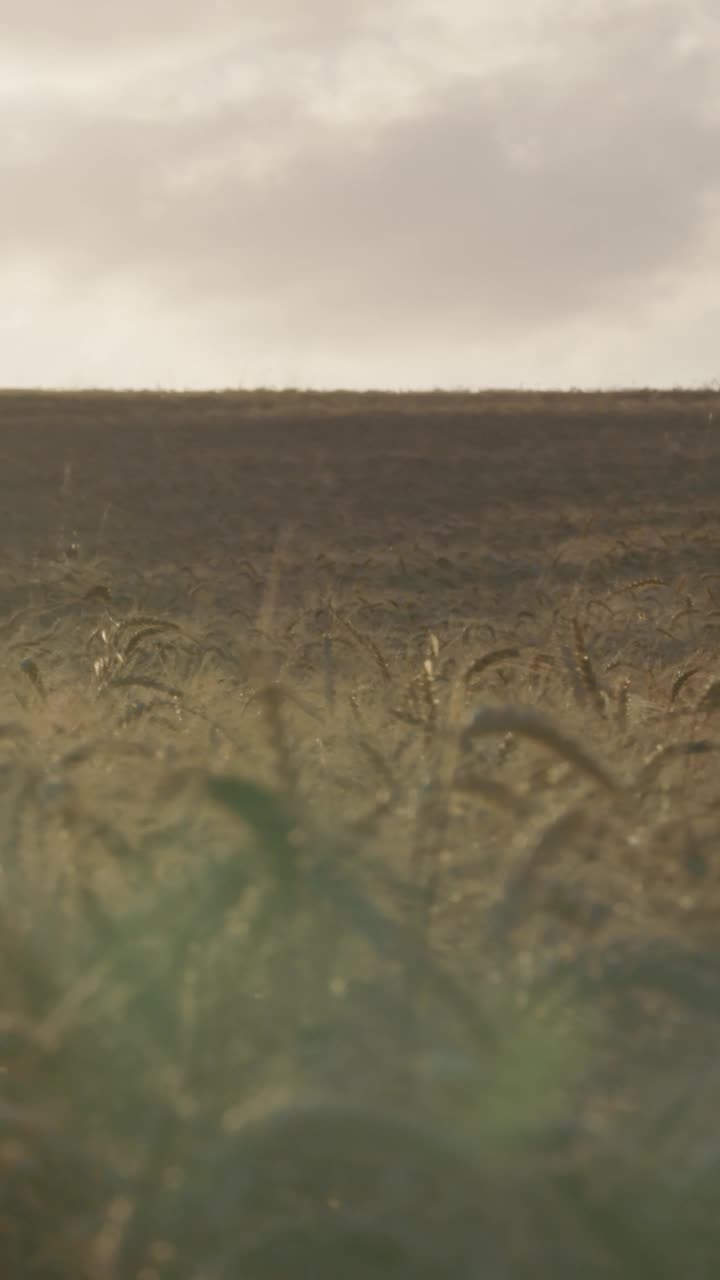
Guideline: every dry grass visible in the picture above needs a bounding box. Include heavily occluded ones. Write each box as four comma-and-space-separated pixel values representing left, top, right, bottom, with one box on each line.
1, 387, 720, 1277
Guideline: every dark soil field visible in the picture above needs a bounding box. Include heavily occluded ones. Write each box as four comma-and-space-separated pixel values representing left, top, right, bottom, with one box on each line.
1, 387, 720, 1277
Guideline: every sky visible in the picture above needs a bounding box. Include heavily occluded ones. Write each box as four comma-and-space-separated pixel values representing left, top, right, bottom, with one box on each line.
2, 0, 719, 390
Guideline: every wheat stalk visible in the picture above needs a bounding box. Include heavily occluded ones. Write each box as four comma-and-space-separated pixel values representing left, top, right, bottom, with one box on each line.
463, 647, 521, 687
571, 618, 606, 717
327, 602, 392, 682
460, 706, 620, 792
669, 668, 701, 706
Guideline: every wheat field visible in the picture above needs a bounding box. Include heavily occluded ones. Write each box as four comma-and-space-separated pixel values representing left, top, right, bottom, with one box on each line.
1, 387, 719, 1277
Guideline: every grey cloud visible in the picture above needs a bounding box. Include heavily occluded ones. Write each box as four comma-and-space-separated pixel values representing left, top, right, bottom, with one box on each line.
0, 0, 396, 59
3, 0, 719, 358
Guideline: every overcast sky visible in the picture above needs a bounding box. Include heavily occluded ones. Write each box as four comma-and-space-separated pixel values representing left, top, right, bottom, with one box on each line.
2, 0, 719, 390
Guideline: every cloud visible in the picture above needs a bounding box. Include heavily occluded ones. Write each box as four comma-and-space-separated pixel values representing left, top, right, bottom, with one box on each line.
0, 0, 397, 61
2, 0, 719, 385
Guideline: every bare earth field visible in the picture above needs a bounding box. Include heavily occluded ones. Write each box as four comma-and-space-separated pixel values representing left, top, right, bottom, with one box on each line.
1, 388, 720, 1277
